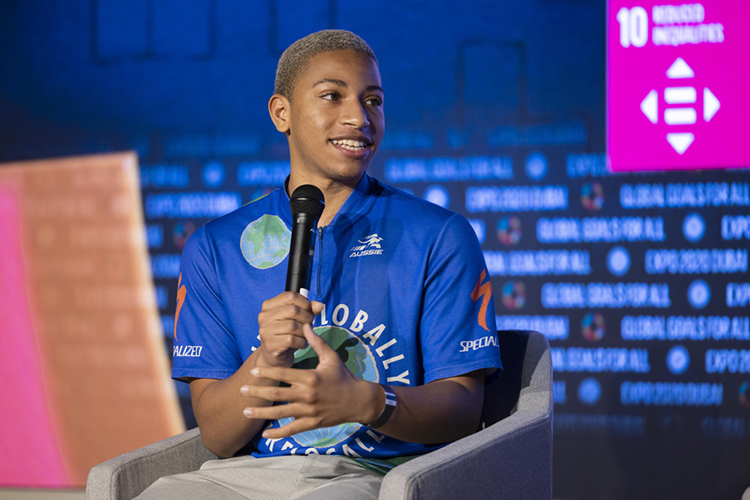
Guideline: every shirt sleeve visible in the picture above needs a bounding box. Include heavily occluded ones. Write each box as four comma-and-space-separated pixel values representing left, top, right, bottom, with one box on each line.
172, 224, 243, 382
419, 214, 502, 384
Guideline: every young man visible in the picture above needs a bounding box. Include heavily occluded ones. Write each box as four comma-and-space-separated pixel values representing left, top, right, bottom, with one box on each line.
139, 30, 501, 499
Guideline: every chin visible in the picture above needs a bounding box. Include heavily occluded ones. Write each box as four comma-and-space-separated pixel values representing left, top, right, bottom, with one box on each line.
328, 165, 369, 183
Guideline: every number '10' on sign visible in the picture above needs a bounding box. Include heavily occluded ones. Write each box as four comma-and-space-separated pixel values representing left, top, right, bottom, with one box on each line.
617, 6, 649, 47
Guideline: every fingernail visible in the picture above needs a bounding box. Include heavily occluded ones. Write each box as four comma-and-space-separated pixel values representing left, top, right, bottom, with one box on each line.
243, 408, 253, 418
250, 368, 260, 377
240, 385, 250, 395
262, 431, 269, 438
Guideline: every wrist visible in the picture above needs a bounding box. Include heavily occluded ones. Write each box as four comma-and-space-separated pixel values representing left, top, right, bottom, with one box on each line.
358, 381, 385, 425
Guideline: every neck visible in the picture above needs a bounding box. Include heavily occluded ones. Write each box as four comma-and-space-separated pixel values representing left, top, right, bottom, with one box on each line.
287, 172, 364, 227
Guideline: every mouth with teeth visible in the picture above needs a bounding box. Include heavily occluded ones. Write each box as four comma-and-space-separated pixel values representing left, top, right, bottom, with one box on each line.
330, 139, 368, 152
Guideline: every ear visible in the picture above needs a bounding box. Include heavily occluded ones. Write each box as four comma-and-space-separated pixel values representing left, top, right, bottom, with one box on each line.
268, 94, 291, 134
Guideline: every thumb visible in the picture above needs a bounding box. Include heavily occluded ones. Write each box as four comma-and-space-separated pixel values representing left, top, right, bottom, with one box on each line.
302, 323, 337, 363
310, 300, 325, 316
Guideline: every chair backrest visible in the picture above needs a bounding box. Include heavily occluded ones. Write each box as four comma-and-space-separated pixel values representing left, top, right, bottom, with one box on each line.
480, 330, 552, 428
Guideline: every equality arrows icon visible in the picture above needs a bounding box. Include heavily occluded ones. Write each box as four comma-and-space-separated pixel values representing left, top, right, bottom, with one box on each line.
639, 58, 721, 155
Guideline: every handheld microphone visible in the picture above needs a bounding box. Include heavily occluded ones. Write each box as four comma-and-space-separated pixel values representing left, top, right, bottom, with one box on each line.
286, 184, 325, 298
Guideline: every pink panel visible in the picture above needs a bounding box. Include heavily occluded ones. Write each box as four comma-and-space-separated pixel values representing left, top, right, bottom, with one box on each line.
607, 0, 750, 172
0, 186, 68, 486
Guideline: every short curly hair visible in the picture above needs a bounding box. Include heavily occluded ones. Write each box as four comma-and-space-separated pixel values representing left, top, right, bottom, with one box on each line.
274, 29, 378, 100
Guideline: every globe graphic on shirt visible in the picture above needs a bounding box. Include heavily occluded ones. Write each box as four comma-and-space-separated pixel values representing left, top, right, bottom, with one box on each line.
240, 215, 291, 269
278, 326, 380, 448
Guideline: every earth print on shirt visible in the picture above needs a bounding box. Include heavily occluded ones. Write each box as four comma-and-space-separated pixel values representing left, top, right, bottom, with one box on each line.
240, 215, 291, 269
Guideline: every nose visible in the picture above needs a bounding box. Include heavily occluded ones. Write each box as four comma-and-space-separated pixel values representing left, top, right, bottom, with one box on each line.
341, 99, 370, 129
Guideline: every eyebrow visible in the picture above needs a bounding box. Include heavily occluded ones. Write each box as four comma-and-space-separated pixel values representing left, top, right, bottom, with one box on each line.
312, 78, 384, 93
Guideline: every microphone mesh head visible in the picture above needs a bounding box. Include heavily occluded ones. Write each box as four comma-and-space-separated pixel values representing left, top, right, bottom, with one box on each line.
290, 184, 325, 218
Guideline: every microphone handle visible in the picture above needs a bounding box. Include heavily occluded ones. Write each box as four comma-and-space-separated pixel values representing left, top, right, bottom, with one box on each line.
285, 212, 318, 298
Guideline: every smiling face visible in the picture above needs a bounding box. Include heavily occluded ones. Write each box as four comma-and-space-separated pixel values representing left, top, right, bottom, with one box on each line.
269, 49, 384, 191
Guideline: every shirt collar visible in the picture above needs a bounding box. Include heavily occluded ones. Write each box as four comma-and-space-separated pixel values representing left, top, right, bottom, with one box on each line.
278, 173, 377, 228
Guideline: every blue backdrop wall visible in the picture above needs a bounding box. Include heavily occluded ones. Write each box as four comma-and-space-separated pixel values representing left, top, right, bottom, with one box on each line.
2, 1, 749, 498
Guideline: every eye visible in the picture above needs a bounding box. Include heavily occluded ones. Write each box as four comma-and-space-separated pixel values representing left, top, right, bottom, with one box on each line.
321, 92, 340, 101
365, 97, 383, 107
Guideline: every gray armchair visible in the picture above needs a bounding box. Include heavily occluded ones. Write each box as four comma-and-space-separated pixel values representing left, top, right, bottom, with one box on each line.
87, 330, 553, 499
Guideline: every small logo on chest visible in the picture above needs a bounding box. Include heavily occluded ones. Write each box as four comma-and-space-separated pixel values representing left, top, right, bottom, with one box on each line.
349, 234, 384, 258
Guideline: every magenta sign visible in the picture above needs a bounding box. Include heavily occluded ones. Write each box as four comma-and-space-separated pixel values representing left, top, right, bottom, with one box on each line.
607, 1, 750, 172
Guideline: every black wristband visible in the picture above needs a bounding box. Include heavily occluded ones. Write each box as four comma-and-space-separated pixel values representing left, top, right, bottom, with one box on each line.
366, 384, 397, 429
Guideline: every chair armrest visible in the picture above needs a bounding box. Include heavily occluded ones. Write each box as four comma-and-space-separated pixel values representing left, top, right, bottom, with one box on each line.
379, 408, 552, 500
86, 427, 217, 500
